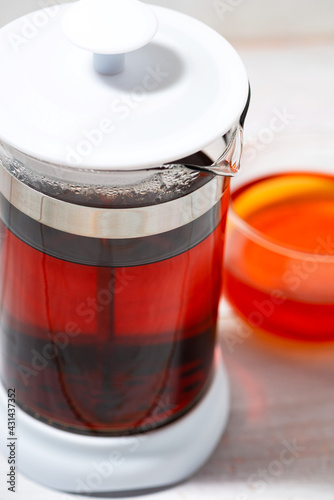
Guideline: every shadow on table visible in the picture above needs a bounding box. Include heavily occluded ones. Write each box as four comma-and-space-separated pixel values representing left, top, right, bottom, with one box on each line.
195, 315, 334, 492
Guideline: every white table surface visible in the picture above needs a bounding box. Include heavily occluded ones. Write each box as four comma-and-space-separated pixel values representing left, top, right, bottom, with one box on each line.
1, 42, 334, 500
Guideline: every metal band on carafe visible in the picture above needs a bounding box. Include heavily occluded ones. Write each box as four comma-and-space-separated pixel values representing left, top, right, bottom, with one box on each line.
0, 164, 225, 240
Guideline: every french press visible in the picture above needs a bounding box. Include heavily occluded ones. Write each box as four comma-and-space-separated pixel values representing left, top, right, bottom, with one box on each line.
0, 0, 249, 493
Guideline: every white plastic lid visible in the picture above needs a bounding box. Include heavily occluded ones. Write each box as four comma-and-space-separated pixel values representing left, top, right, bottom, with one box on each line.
0, 1, 249, 170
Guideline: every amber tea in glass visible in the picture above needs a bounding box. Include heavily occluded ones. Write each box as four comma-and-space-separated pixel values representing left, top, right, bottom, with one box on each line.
224, 171, 334, 341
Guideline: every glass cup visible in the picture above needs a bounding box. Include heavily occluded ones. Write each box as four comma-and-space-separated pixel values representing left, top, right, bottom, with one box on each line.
224, 133, 334, 342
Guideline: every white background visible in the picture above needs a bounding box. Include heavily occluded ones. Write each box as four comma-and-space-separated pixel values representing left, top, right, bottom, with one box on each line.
0, 0, 333, 41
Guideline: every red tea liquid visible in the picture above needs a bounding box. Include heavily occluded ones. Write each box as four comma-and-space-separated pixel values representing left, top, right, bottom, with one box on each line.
0, 174, 229, 435
224, 172, 334, 341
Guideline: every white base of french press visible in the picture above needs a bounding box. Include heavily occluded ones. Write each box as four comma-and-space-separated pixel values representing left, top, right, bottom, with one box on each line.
0, 345, 229, 494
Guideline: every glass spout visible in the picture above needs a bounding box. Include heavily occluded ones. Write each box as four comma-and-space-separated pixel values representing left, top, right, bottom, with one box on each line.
170, 84, 251, 178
